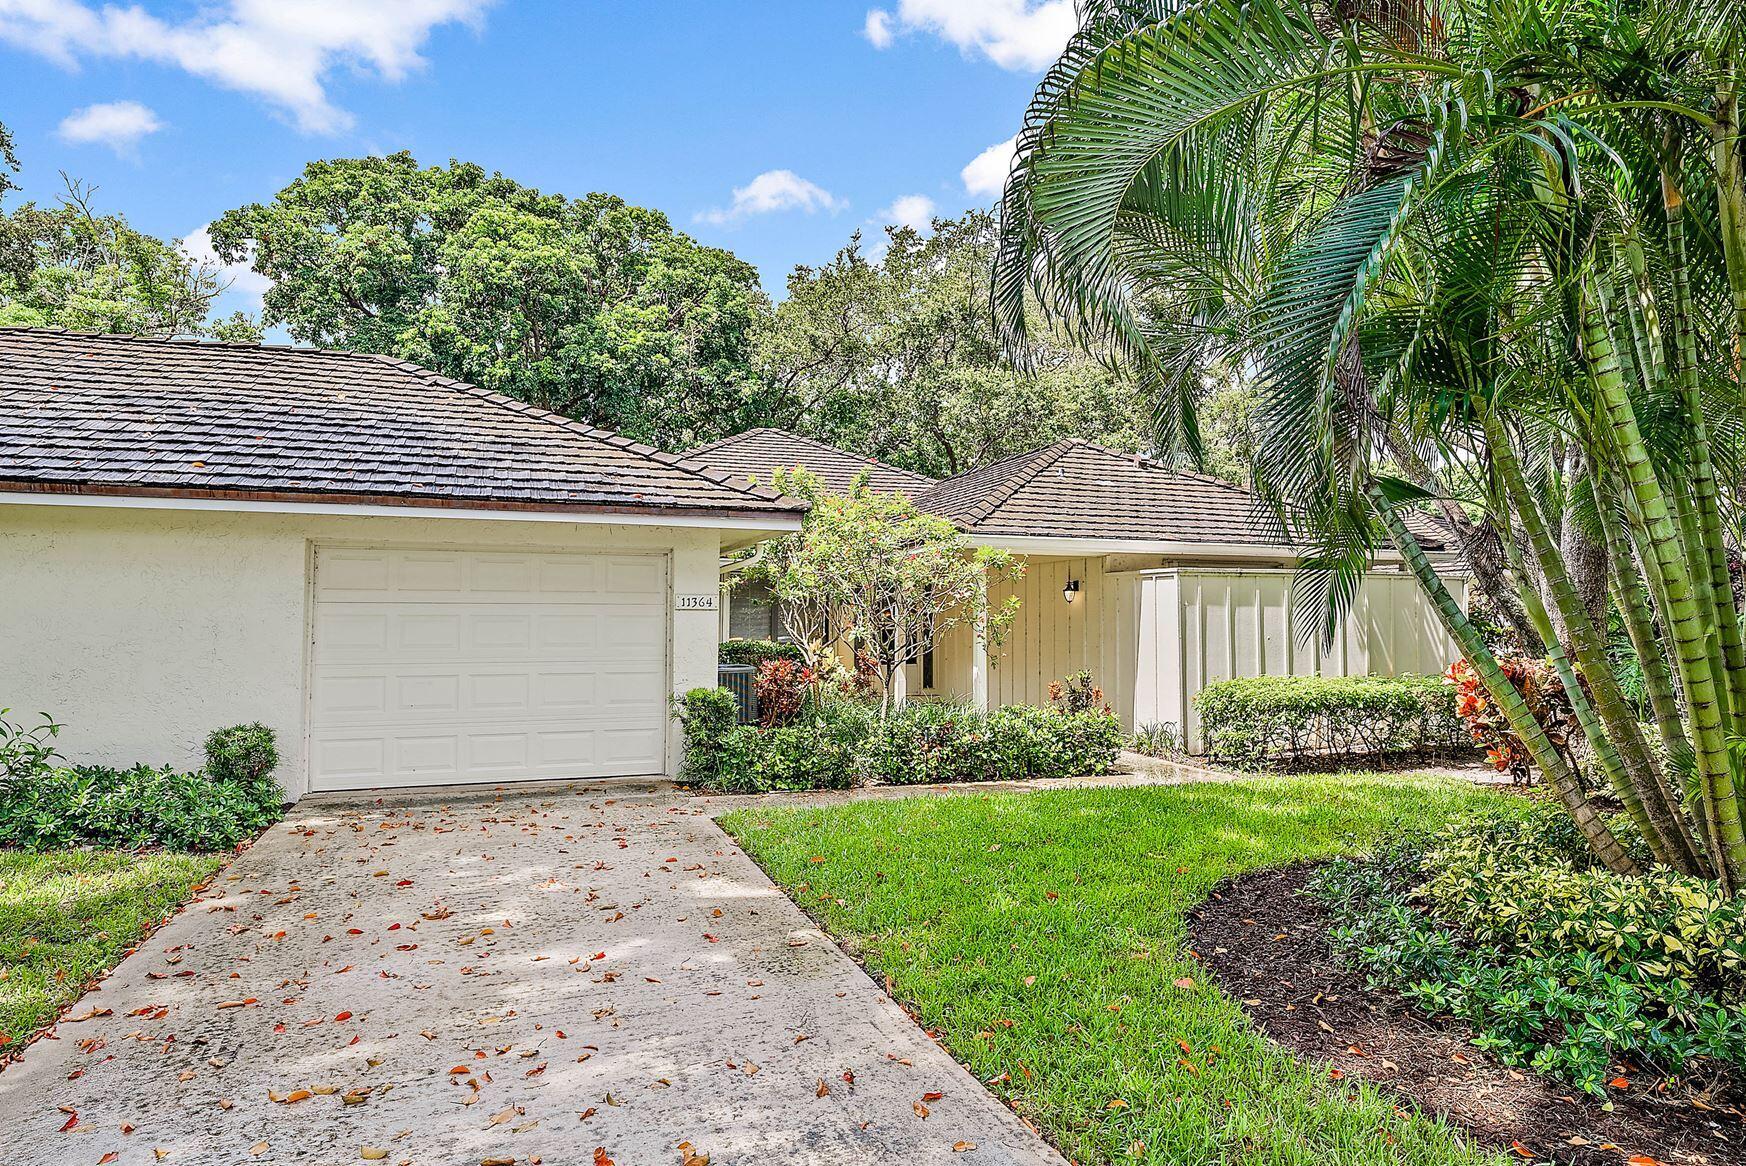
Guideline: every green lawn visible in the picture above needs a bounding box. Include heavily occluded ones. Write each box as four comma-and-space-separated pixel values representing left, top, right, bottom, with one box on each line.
723, 774, 1516, 1166
1, 849, 220, 1052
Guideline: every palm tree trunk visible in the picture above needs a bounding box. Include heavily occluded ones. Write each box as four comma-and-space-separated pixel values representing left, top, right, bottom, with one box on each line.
1379, 422, 1542, 653
1369, 486, 1640, 875
1714, 61, 1746, 375
1483, 408, 1702, 872
1582, 279, 1746, 888
1666, 181, 1746, 729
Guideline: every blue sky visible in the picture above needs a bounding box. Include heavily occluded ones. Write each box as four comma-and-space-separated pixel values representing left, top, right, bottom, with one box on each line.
0, 1, 1076, 318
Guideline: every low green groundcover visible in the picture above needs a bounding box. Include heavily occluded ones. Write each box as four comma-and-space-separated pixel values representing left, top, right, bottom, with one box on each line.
0, 717, 285, 852
1310, 806, 1746, 1098
723, 775, 1515, 1165
1, 849, 220, 1052
673, 689, 1124, 793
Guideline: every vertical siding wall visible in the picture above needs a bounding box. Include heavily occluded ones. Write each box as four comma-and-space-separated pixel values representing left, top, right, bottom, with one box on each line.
984, 556, 1141, 726
1136, 568, 1462, 751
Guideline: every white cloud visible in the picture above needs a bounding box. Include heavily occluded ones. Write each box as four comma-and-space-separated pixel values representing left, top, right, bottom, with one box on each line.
962, 135, 1017, 199
861, 1, 1075, 71
56, 100, 163, 153
877, 194, 936, 232
181, 225, 274, 312
697, 170, 845, 226
863, 9, 893, 48
0, 0, 495, 134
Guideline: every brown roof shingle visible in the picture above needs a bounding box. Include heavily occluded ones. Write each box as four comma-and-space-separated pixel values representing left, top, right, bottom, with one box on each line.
683, 428, 937, 497
914, 439, 1450, 551
0, 328, 805, 519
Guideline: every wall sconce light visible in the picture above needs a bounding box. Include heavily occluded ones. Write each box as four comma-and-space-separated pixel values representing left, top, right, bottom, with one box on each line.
1062, 579, 1081, 604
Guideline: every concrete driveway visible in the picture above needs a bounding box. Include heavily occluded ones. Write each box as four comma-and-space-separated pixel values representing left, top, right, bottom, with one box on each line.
1, 783, 1063, 1166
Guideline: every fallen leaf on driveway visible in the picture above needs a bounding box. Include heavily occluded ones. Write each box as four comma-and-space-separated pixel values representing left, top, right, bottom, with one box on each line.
678, 1142, 710, 1166
913, 1101, 930, 1120
64, 1007, 112, 1023
360, 1150, 388, 1161
592, 1150, 615, 1166
952, 1143, 977, 1153
249, 1143, 268, 1157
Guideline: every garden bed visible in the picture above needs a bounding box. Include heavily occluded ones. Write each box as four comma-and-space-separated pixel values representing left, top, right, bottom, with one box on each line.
1189, 865, 1744, 1166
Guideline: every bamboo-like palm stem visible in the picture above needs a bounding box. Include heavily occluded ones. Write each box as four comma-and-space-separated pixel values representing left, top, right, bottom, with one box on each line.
1582, 279, 1746, 887
1369, 486, 1640, 875
1665, 181, 1746, 729
1483, 408, 1701, 872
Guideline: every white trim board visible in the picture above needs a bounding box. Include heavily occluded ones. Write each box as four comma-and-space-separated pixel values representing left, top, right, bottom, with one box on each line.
0, 490, 802, 534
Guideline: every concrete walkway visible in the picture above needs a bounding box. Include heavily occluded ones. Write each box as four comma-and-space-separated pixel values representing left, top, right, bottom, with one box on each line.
1, 784, 1065, 1166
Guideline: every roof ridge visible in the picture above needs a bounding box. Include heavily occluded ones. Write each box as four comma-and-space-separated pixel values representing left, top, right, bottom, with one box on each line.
0, 324, 354, 357
686, 427, 938, 485
945, 440, 1077, 530
361, 353, 805, 511
1068, 437, 1266, 499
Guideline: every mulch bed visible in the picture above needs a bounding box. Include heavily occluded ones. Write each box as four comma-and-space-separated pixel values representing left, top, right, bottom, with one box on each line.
1188, 865, 1744, 1166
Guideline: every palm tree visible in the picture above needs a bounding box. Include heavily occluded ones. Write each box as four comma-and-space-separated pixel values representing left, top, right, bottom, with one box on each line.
996, 0, 1746, 885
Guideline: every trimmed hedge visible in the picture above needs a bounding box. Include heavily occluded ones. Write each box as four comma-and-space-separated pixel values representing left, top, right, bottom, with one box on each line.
862, 702, 1123, 786
672, 691, 1122, 793
1310, 807, 1746, 1096
718, 638, 806, 667
1195, 673, 1465, 769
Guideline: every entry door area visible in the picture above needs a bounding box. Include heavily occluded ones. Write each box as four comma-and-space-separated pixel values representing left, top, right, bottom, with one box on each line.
307, 547, 669, 792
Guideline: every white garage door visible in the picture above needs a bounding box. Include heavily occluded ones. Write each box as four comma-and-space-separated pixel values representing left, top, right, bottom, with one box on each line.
307, 547, 669, 792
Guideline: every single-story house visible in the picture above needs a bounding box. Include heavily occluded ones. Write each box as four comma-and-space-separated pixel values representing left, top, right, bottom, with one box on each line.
685, 428, 1464, 751
0, 328, 805, 800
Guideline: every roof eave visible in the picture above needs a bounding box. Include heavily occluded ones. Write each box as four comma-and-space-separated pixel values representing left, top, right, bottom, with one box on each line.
0, 482, 807, 531
964, 533, 1451, 562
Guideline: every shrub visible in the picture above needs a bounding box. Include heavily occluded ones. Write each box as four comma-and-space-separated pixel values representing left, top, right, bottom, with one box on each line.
0, 763, 282, 853
1195, 673, 1465, 769
1445, 657, 1581, 782
1048, 670, 1110, 715
204, 723, 279, 787
864, 702, 1123, 785
753, 658, 812, 727
718, 638, 806, 667
671, 688, 741, 788
0, 709, 62, 786
0, 719, 286, 854
1307, 808, 1746, 1097
673, 694, 1122, 792
710, 703, 872, 794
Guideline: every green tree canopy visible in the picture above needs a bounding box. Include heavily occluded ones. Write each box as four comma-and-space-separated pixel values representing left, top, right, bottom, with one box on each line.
747, 468, 1023, 710
0, 125, 257, 341
208, 153, 776, 448
756, 209, 1147, 478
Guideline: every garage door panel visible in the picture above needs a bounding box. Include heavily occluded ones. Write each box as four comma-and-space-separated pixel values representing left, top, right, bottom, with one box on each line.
309, 547, 669, 791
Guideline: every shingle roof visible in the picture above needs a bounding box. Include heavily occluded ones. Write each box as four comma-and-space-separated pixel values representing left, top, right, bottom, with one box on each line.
683, 427, 937, 497
0, 328, 806, 519
913, 439, 1450, 551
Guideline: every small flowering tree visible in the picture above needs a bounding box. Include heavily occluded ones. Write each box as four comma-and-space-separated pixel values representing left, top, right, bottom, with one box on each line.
748, 468, 1023, 713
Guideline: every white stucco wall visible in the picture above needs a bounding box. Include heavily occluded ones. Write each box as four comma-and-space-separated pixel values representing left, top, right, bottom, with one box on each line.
0, 501, 733, 800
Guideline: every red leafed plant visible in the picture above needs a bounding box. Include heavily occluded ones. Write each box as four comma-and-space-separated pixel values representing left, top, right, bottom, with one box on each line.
754, 657, 813, 727
1444, 657, 1582, 784
1049, 670, 1112, 715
